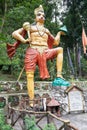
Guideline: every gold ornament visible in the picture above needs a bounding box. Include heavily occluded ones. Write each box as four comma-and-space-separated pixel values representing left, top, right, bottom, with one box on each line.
34, 5, 44, 15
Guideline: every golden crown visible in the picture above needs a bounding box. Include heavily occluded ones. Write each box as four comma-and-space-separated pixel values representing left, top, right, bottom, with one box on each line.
34, 5, 44, 15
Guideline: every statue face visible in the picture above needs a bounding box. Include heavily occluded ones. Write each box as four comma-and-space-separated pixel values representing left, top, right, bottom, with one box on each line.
36, 12, 45, 23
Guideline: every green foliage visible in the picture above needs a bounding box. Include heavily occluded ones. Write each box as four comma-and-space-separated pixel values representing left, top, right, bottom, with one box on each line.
1, 124, 13, 130
0, 43, 11, 65
0, 110, 14, 130
5, 6, 31, 34
0, 102, 5, 108
24, 115, 56, 130
0, 85, 4, 91
24, 115, 39, 130
1, 65, 9, 73
43, 123, 56, 130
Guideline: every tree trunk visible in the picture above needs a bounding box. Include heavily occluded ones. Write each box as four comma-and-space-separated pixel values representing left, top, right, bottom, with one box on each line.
0, 0, 7, 33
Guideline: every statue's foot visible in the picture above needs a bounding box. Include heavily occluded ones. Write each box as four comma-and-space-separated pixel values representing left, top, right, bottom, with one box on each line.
52, 77, 70, 87
57, 74, 65, 80
29, 100, 34, 108
29, 104, 34, 110
30, 103, 33, 107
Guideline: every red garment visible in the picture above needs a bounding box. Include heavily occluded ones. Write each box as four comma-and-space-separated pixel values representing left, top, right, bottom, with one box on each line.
47, 34, 54, 49
24, 46, 58, 79
7, 30, 26, 59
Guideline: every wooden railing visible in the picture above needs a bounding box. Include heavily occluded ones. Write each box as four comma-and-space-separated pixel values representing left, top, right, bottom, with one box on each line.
7, 104, 78, 130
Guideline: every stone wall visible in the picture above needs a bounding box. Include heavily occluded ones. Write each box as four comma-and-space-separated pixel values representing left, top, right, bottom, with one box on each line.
0, 81, 87, 114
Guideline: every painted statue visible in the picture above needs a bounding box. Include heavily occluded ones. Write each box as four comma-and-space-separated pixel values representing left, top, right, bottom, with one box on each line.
7, 5, 70, 107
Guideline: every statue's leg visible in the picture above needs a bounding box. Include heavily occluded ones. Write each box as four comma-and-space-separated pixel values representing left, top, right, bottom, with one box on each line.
26, 71, 34, 107
52, 47, 70, 87
56, 47, 63, 78
45, 47, 63, 78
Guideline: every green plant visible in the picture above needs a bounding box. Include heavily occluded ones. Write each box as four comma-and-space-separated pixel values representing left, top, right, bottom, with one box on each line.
0, 85, 4, 91
0, 102, 5, 108
1, 65, 9, 73
0, 110, 14, 130
24, 115, 57, 130
24, 115, 39, 130
43, 123, 56, 130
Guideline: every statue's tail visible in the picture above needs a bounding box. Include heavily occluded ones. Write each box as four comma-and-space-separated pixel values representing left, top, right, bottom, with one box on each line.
7, 30, 26, 59
7, 41, 20, 59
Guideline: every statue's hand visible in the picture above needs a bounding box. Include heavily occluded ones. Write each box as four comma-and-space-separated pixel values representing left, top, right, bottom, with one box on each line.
24, 38, 31, 44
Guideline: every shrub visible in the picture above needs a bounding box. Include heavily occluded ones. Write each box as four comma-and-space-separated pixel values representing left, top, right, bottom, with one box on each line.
0, 110, 14, 130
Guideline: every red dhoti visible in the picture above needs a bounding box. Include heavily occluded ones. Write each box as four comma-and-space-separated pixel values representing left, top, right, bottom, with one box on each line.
24, 47, 58, 79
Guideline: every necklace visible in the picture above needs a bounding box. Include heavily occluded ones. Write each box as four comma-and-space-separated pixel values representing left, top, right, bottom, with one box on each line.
36, 25, 46, 37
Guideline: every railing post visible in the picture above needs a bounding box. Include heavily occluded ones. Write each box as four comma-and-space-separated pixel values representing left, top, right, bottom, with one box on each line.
64, 123, 71, 130
47, 113, 50, 124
